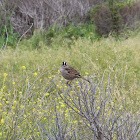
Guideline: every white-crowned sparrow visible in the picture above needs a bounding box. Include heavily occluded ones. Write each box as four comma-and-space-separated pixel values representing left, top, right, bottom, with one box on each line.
60, 62, 90, 85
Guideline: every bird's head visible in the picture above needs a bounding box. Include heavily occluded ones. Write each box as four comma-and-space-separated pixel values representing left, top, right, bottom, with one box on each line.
62, 62, 68, 67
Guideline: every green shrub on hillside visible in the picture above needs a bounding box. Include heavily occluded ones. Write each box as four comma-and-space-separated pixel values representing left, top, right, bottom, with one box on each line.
0, 25, 19, 48
89, 0, 140, 36
21, 23, 99, 49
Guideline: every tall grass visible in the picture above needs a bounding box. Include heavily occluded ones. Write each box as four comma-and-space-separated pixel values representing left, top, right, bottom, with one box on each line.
0, 32, 139, 139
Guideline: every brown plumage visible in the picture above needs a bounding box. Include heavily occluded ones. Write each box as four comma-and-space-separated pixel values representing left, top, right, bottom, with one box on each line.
60, 62, 90, 85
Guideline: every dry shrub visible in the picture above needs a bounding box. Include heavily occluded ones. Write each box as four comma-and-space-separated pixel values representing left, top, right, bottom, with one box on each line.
0, 0, 110, 35
0, 0, 17, 30
1, 0, 95, 35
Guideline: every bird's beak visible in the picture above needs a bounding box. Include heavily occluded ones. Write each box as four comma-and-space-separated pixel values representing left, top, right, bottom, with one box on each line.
63, 65, 66, 67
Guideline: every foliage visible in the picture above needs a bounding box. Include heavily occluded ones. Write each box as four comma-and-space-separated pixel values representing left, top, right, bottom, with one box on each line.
22, 23, 99, 49
0, 25, 20, 48
47, 23, 99, 41
0, 31, 139, 139
89, 0, 140, 36
0, 1, 19, 48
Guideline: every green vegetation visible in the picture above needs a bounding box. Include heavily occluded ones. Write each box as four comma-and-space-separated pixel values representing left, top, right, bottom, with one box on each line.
0, 0, 140, 138
22, 23, 99, 49
0, 25, 19, 47
0, 30, 139, 139
89, 0, 140, 36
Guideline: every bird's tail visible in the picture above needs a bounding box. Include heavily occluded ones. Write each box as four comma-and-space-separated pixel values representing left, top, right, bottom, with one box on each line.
81, 76, 90, 83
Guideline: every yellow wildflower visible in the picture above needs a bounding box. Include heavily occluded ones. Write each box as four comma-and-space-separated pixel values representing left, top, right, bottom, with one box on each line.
3, 73, 8, 77
46, 93, 49, 96
75, 81, 79, 84
26, 79, 29, 82
61, 103, 65, 108
6, 101, 9, 104
13, 82, 15, 85
70, 91, 73, 94
0, 133, 2, 137
22, 66, 26, 69
56, 106, 59, 109
14, 101, 17, 104
57, 70, 60, 74
37, 92, 39, 95
1, 119, 4, 124
12, 106, 15, 110
33, 72, 37, 76
73, 120, 78, 124
21, 105, 24, 109
19, 91, 22, 94
65, 113, 68, 117
65, 110, 68, 113
44, 118, 47, 120
85, 72, 89, 75
60, 94, 64, 98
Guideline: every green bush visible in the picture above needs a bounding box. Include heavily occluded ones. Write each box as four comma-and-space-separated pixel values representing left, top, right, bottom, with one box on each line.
88, 0, 139, 36
0, 25, 19, 48
0, 1, 20, 48
46, 23, 99, 41
21, 23, 99, 49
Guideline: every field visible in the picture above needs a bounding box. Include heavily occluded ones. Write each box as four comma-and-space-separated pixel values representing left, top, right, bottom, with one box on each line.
0, 32, 140, 139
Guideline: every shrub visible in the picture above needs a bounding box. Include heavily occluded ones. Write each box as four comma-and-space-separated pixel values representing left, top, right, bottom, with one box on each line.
89, 0, 140, 36
0, 0, 20, 47
89, 5, 112, 36
120, 1, 140, 29
23, 23, 98, 49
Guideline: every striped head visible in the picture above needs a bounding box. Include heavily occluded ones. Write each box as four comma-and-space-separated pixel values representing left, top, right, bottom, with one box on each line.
62, 62, 68, 67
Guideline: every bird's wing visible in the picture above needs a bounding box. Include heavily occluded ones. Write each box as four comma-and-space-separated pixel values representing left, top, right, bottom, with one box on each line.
65, 67, 81, 77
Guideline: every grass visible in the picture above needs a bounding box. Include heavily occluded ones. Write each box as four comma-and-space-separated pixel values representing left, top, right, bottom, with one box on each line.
0, 31, 140, 139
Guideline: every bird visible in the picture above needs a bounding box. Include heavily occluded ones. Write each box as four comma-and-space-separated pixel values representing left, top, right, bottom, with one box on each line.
60, 62, 90, 85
